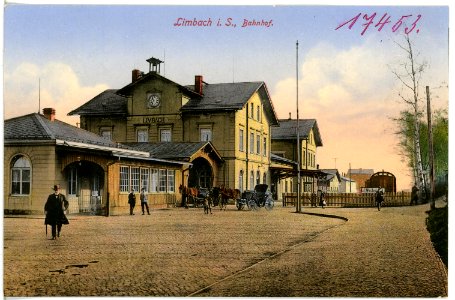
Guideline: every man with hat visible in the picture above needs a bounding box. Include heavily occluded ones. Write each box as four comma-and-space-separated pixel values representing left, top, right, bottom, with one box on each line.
44, 185, 69, 239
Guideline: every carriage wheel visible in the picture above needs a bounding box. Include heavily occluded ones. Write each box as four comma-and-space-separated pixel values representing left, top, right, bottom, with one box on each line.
264, 199, 274, 211
248, 199, 258, 210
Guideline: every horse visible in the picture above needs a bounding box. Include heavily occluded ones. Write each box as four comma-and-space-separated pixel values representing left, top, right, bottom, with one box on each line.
219, 185, 241, 210
178, 185, 199, 208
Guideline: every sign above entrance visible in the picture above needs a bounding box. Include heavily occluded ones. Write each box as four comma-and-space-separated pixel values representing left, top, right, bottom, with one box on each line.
143, 116, 165, 124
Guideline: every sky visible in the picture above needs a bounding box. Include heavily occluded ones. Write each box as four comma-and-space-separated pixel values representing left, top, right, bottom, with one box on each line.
2, 3, 450, 191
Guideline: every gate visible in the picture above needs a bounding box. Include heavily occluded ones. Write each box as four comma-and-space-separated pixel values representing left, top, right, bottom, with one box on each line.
78, 192, 103, 215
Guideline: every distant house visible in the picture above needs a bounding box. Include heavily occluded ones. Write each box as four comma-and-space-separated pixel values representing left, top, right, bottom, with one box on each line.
348, 168, 374, 190
339, 175, 357, 193
319, 169, 341, 193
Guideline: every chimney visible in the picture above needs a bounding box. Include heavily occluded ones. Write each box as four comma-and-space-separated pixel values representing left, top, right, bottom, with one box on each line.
195, 75, 203, 95
132, 69, 142, 82
43, 108, 56, 121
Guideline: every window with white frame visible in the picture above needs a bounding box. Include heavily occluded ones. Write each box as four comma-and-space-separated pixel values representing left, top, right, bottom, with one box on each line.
100, 127, 112, 141
159, 169, 167, 192
11, 156, 31, 195
120, 166, 130, 192
200, 128, 212, 142
167, 170, 175, 192
239, 128, 244, 151
140, 168, 149, 192
68, 166, 78, 195
137, 128, 149, 142
160, 129, 172, 142
150, 169, 158, 193
131, 167, 140, 192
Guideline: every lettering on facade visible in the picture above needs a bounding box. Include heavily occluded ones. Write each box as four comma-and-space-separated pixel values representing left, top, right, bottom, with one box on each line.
143, 116, 165, 124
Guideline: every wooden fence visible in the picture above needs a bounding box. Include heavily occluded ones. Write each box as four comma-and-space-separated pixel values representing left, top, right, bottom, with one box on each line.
282, 192, 412, 208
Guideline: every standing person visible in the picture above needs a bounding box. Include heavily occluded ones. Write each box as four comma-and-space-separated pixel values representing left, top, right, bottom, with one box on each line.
140, 188, 150, 215
44, 185, 69, 240
128, 189, 136, 215
410, 185, 419, 205
375, 187, 384, 211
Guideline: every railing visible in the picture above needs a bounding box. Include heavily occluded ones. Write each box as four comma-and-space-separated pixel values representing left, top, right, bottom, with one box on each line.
282, 192, 412, 207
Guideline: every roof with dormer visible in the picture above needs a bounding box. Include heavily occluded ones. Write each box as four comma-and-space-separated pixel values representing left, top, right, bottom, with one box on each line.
183, 81, 279, 126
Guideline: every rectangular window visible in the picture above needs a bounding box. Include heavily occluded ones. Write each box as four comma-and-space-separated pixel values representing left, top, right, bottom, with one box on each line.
160, 129, 172, 142
239, 128, 244, 151
159, 169, 167, 192
131, 167, 140, 192
137, 129, 149, 142
256, 105, 260, 121
167, 170, 175, 192
256, 134, 260, 154
150, 169, 158, 193
200, 128, 212, 142
120, 166, 130, 192
101, 130, 112, 141
250, 132, 254, 154
68, 167, 78, 195
250, 103, 254, 118
140, 168, 149, 192
263, 137, 267, 156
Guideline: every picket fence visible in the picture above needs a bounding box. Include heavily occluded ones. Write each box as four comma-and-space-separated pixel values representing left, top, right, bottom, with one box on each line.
282, 191, 412, 208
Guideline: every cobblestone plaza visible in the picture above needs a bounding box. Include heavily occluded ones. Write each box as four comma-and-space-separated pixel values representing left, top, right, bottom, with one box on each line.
3, 203, 448, 297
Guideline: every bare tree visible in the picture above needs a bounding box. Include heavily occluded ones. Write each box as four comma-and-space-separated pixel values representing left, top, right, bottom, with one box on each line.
390, 34, 427, 201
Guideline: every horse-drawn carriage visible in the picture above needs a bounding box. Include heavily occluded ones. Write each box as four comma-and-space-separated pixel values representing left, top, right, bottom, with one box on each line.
236, 184, 274, 211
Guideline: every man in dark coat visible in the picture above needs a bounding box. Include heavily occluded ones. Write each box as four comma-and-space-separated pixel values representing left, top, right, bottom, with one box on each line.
44, 185, 69, 239
128, 189, 136, 215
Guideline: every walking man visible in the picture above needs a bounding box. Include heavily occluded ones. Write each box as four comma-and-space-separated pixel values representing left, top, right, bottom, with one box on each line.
44, 185, 69, 239
140, 188, 150, 215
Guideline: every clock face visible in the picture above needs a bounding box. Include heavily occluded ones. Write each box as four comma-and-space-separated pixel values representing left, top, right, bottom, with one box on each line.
147, 93, 161, 108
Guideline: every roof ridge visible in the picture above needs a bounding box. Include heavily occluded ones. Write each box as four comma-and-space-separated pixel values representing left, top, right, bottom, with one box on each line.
33, 114, 55, 139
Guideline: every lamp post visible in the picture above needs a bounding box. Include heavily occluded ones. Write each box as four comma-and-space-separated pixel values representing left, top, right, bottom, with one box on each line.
296, 40, 301, 213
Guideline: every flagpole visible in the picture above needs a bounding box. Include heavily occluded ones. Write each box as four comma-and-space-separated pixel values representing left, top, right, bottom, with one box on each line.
296, 40, 301, 213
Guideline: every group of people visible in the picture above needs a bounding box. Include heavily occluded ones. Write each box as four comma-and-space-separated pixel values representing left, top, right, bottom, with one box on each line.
44, 184, 152, 240
128, 188, 150, 215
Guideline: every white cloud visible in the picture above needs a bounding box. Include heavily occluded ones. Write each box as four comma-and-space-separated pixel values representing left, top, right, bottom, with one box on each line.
271, 41, 414, 190
4, 62, 109, 125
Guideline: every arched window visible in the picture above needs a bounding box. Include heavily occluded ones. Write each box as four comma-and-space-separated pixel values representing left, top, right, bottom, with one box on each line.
256, 170, 260, 185
263, 172, 267, 185
239, 170, 244, 192
11, 156, 31, 195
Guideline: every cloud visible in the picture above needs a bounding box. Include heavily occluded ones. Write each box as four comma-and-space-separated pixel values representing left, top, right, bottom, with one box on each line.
4, 62, 109, 126
271, 41, 413, 190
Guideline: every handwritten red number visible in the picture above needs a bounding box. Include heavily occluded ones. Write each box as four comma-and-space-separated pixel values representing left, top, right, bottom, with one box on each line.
361, 13, 376, 35
392, 15, 412, 32
335, 13, 362, 31
375, 13, 391, 32
405, 14, 421, 34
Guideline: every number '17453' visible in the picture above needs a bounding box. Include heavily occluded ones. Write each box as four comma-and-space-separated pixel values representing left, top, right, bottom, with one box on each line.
335, 13, 422, 35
